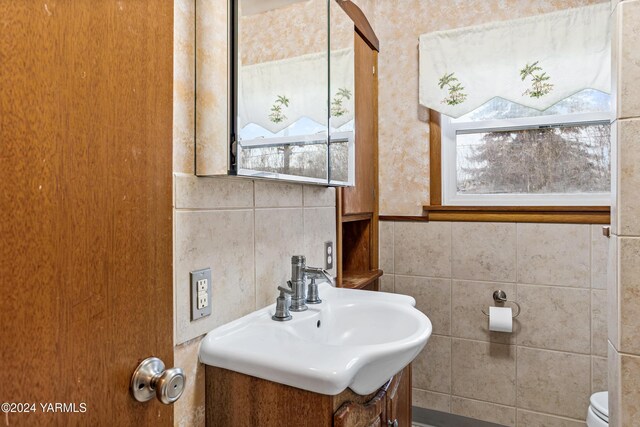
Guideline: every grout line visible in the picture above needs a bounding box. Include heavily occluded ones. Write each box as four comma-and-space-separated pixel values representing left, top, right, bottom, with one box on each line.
449, 221, 454, 400
252, 180, 257, 310
448, 394, 515, 410
590, 290, 594, 366
589, 225, 594, 398
514, 336, 519, 423
514, 223, 519, 426
391, 220, 395, 275
438, 334, 593, 357
175, 206, 255, 212
302, 206, 307, 267
616, 349, 640, 358
513, 224, 519, 426
396, 271, 593, 290
410, 275, 518, 286
515, 282, 591, 291
515, 222, 520, 284
449, 221, 453, 279
591, 353, 595, 395
254, 206, 305, 212
590, 225, 594, 289
172, 209, 178, 347
514, 408, 587, 424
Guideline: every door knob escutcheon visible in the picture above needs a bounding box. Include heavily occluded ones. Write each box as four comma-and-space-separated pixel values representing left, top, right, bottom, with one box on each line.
131, 357, 185, 405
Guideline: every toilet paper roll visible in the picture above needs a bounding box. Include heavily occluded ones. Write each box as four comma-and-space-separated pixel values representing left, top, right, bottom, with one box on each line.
489, 306, 513, 333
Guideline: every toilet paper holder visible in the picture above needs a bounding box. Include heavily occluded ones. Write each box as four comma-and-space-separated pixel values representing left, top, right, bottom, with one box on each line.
481, 290, 521, 318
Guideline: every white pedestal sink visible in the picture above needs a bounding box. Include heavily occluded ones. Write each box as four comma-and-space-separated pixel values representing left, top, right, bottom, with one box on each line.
199, 283, 432, 395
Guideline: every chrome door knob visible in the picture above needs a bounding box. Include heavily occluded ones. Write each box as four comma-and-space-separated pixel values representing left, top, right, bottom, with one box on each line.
387, 419, 398, 427
131, 357, 186, 405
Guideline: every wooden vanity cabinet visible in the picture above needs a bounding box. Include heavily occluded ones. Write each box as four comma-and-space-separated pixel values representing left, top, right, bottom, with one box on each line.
334, 365, 411, 427
333, 387, 385, 427
205, 364, 412, 427
385, 364, 412, 426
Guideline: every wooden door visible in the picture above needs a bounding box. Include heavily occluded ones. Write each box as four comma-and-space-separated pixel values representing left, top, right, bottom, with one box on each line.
0, 2, 174, 425
342, 31, 378, 216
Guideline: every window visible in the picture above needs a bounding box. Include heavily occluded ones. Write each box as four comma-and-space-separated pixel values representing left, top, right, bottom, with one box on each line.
423, 90, 612, 224
415, 3, 612, 222
440, 89, 611, 207
237, 117, 354, 184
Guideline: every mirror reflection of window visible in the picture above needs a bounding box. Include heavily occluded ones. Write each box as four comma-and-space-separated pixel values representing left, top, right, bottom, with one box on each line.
236, 0, 329, 182
234, 0, 355, 185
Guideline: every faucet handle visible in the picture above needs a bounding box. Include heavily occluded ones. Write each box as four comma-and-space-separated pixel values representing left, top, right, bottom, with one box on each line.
306, 278, 322, 304
272, 286, 294, 322
304, 266, 335, 287
278, 286, 294, 296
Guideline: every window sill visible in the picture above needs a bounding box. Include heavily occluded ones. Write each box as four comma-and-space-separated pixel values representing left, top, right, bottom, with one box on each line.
380, 206, 610, 224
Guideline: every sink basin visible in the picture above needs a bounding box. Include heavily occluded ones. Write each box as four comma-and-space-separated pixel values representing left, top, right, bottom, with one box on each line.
199, 283, 432, 395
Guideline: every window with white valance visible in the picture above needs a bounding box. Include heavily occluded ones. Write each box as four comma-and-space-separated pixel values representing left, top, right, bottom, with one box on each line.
419, 3, 612, 209
238, 48, 354, 135
419, 3, 611, 118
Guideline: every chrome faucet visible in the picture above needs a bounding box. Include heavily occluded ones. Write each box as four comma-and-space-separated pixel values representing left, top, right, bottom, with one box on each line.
288, 255, 335, 312
289, 255, 308, 312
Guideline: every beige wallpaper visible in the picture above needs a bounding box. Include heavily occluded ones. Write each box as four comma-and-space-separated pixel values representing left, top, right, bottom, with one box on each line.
175, 0, 196, 175
239, 0, 367, 65
194, 0, 229, 176
374, 0, 606, 215
241, 0, 328, 65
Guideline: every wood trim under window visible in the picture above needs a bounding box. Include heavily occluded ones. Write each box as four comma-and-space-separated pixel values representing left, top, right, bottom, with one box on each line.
420, 109, 611, 224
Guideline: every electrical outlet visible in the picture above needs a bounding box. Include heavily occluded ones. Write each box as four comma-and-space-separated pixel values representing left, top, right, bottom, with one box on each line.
191, 268, 212, 320
324, 241, 334, 270
197, 279, 207, 293
197, 294, 209, 310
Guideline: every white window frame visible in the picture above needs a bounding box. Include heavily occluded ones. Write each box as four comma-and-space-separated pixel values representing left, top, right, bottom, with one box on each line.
441, 112, 612, 206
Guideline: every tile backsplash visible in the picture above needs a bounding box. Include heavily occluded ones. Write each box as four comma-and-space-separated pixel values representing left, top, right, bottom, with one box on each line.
382, 220, 609, 426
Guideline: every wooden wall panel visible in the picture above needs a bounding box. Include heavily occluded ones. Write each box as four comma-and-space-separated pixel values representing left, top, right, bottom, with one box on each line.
0, 2, 174, 425
342, 220, 372, 272
342, 32, 376, 216
206, 367, 335, 427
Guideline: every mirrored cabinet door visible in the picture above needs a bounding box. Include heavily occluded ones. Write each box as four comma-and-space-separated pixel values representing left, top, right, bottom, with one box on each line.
233, 0, 330, 184
195, 0, 355, 186
329, 0, 355, 186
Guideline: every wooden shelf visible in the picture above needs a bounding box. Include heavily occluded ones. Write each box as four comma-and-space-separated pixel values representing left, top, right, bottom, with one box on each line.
341, 269, 383, 290
341, 213, 372, 223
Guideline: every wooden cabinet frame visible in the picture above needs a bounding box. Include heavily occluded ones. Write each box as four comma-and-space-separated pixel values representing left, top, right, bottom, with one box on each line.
335, 1, 382, 290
